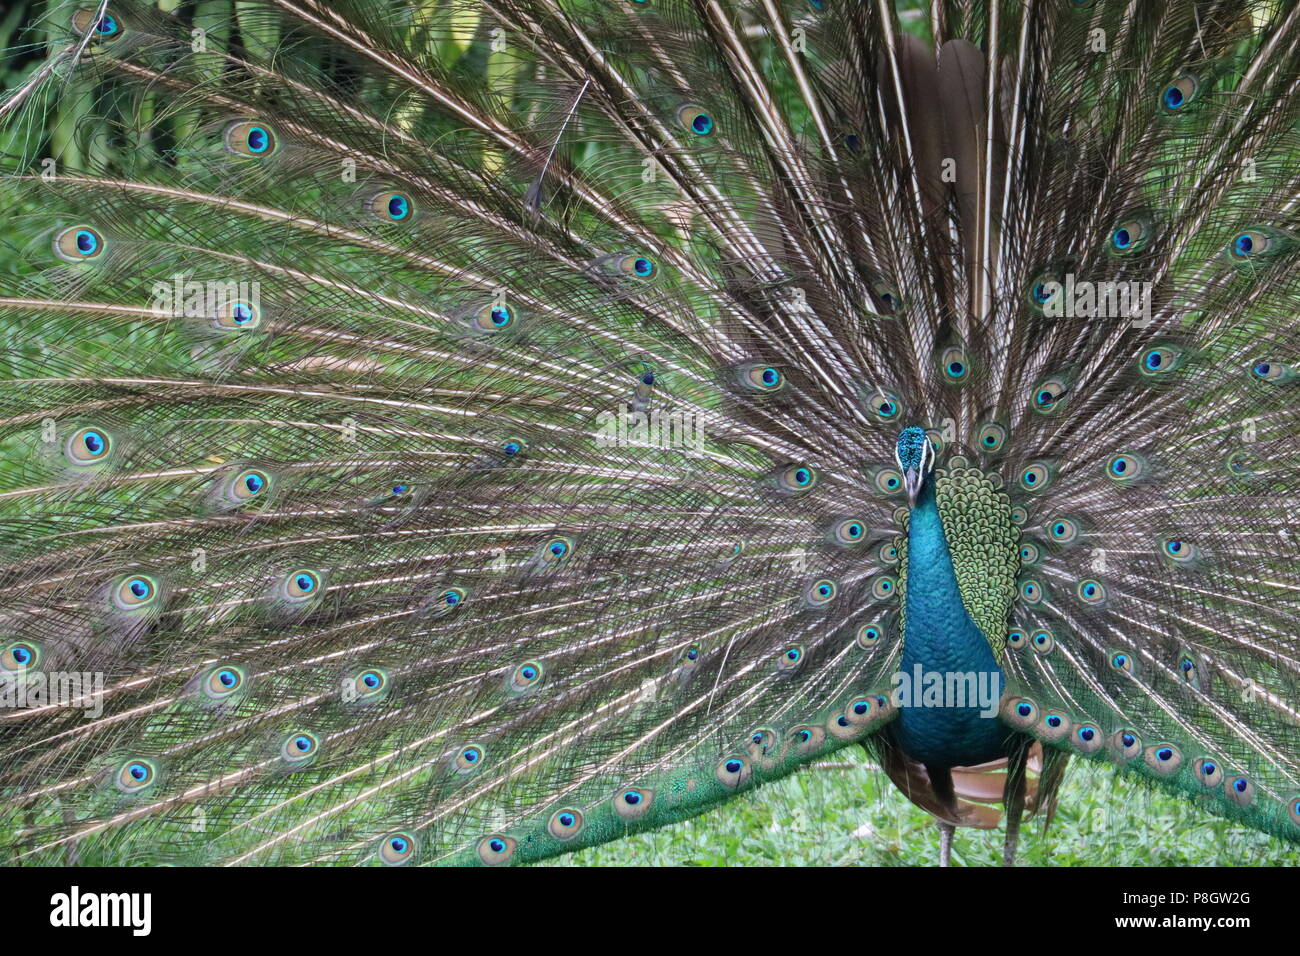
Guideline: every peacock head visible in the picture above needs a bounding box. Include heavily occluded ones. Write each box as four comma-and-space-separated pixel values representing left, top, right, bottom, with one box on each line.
894, 426, 935, 507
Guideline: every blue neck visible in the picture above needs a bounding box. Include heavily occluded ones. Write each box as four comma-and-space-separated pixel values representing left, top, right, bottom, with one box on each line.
895, 480, 1007, 768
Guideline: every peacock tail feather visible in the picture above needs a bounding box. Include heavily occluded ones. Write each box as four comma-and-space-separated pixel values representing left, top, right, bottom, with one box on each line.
0, 0, 1298, 866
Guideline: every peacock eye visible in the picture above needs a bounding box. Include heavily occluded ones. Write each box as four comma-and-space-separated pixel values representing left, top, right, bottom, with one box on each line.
857, 623, 883, 647
613, 787, 654, 820
777, 645, 805, 673
502, 439, 524, 457
1031, 377, 1069, 413
1109, 216, 1152, 254
1026, 270, 1063, 311
1192, 757, 1222, 787
114, 574, 158, 610
379, 832, 417, 865
1019, 579, 1044, 603
866, 390, 902, 422
352, 668, 388, 700
1019, 543, 1041, 565
870, 467, 904, 495
1031, 629, 1054, 652
1161, 72, 1201, 112
547, 808, 585, 841
1112, 730, 1141, 760
369, 191, 415, 222
677, 104, 715, 136
2, 641, 40, 672
71, 9, 125, 40
471, 302, 516, 332
1047, 517, 1080, 543
1109, 651, 1136, 675
280, 732, 319, 763
53, 225, 105, 262
618, 255, 657, 279
212, 299, 260, 330
831, 519, 866, 546
508, 660, 545, 695
452, 744, 486, 774
1104, 452, 1147, 483
775, 463, 818, 494
1247, 358, 1295, 384
116, 759, 157, 793
1007, 629, 1026, 648
871, 280, 900, 315
1226, 776, 1255, 807
938, 346, 971, 383
537, 536, 574, 566
1018, 462, 1054, 492
1076, 578, 1107, 605
804, 578, 837, 608
715, 755, 751, 788
224, 120, 278, 157
976, 421, 1008, 453
203, 665, 245, 700
1139, 344, 1186, 377
870, 575, 896, 600
65, 426, 113, 465
737, 363, 785, 393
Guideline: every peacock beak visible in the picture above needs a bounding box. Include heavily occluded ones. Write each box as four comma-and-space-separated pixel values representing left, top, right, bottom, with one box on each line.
904, 467, 922, 507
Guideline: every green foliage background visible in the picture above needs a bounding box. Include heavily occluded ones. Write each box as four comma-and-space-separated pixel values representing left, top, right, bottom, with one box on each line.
1, 0, 1296, 866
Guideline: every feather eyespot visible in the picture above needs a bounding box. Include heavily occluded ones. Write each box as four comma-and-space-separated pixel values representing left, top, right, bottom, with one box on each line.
1159, 538, 1199, 566
772, 463, 818, 494
1075, 578, 1107, 606
1109, 216, 1152, 254
507, 661, 545, 695
1225, 776, 1255, 807
379, 832, 417, 866
1192, 757, 1222, 788
789, 725, 825, 754
224, 120, 278, 157
349, 668, 388, 702
53, 225, 105, 262
212, 299, 260, 330
776, 645, 805, 674
1031, 629, 1054, 653
613, 787, 654, 820
1111, 730, 1141, 760
829, 518, 866, 546
1138, 345, 1187, 378
1, 641, 39, 672
547, 809, 585, 841
1109, 651, 1136, 675
1031, 378, 1069, 414
65, 426, 112, 465
471, 302, 516, 333
1019, 542, 1041, 566
1161, 73, 1201, 111
1104, 452, 1147, 483
869, 467, 904, 496
369, 191, 415, 222
202, 665, 246, 701
1019, 578, 1045, 604
857, 623, 883, 647
1007, 629, 1027, 649
1047, 517, 1080, 544
803, 579, 837, 608
535, 535, 574, 568
735, 363, 785, 393
866, 390, 902, 422
676, 104, 715, 136
281, 570, 323, 602
1072, 724, 1103, 754
975, 422, 1008, 453
1247, 358, 1295, 384
870, 575, 897, 600
618, 255, 656, 279
828, 696, 878, 740
1018, 462, 1054, 492
452, 745, 486, 774
113, 574, 159, 611
715, 756, 752, 788
116, 759, 157, 794
1144, 744, 1182, 775
280, 732, 319, 765
938, 346, 971, 383
71, 9, 124, 40
1003, 698, 1038, 728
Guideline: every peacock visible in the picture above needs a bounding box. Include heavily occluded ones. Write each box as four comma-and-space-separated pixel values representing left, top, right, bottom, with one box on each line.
0, 0, 1298, 868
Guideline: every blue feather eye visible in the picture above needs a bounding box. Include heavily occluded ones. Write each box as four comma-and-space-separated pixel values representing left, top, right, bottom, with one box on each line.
1073, 724, 1103, 754
1161, 72, 1202, 112
1007, 629, 1027, 649
1138, 344, 1187, 378
868, 466, 904, 495
508, 660, 545, 695
715, 755, 752, 788
224, 120, 278, 156
379, 832, 417, 865
1031, 377, 1069, 413
938, 346, 971, 383
677, 104, 715, 136
212, 299, 260, 330
113, 574, 159, 611
452, 744, 486, 774
735, 363, 785, 393
857, 623, 884, 647
535, 535, 574, 568
350, 668, 388, 702
789, 724, 824, 754
65, 426, 113, 465
975, 421, 1008, 453
548, 808, 585, 841
616, 255, 657, 279
1047, 517, 1081, 544
116, 759, 158, 793
1104, 452, 1148, 483
282, 570, 322, 602
1144, 743, 1183, 775
1019, 578, 1044, 604
871, 279, 901, 315
1109, 216, 1152, 254
1018, 462, 1054, 492
773, 463, 818, 494
1027, 269, 1064, 311
279, 731, 320, 765
369, 191, 414, 221
829, 518, 866, 546
1076, 579, 1107, 606
776, 644, 805, 674
203, 665, 246, 700
1247, 358, 1295, 383
613, 787, 655, 820
2, 641, 40, 672
1109, 650, 1136, 675
1019, 543, 1041, 565
803, 578, 837, 608
53, 225, 105, 262
1111, 730, 1142, 760
1031, 629, 1054, 653
866, 390, 902, 422
870, 575, 897, 600
71, 9, 124, 40
1226, 776, 1255, 807
1192, 757, 1222, 787
1004, 698, 1038, 728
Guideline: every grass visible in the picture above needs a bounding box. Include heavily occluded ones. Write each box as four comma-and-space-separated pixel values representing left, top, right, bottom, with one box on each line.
549, 747, 1300, 866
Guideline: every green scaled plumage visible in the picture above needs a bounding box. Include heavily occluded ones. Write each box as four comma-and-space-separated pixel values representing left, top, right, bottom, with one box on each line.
0, 0, 1297, 867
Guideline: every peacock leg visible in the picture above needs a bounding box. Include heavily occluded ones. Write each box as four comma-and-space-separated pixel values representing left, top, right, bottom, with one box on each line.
938, 821, 954, 867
